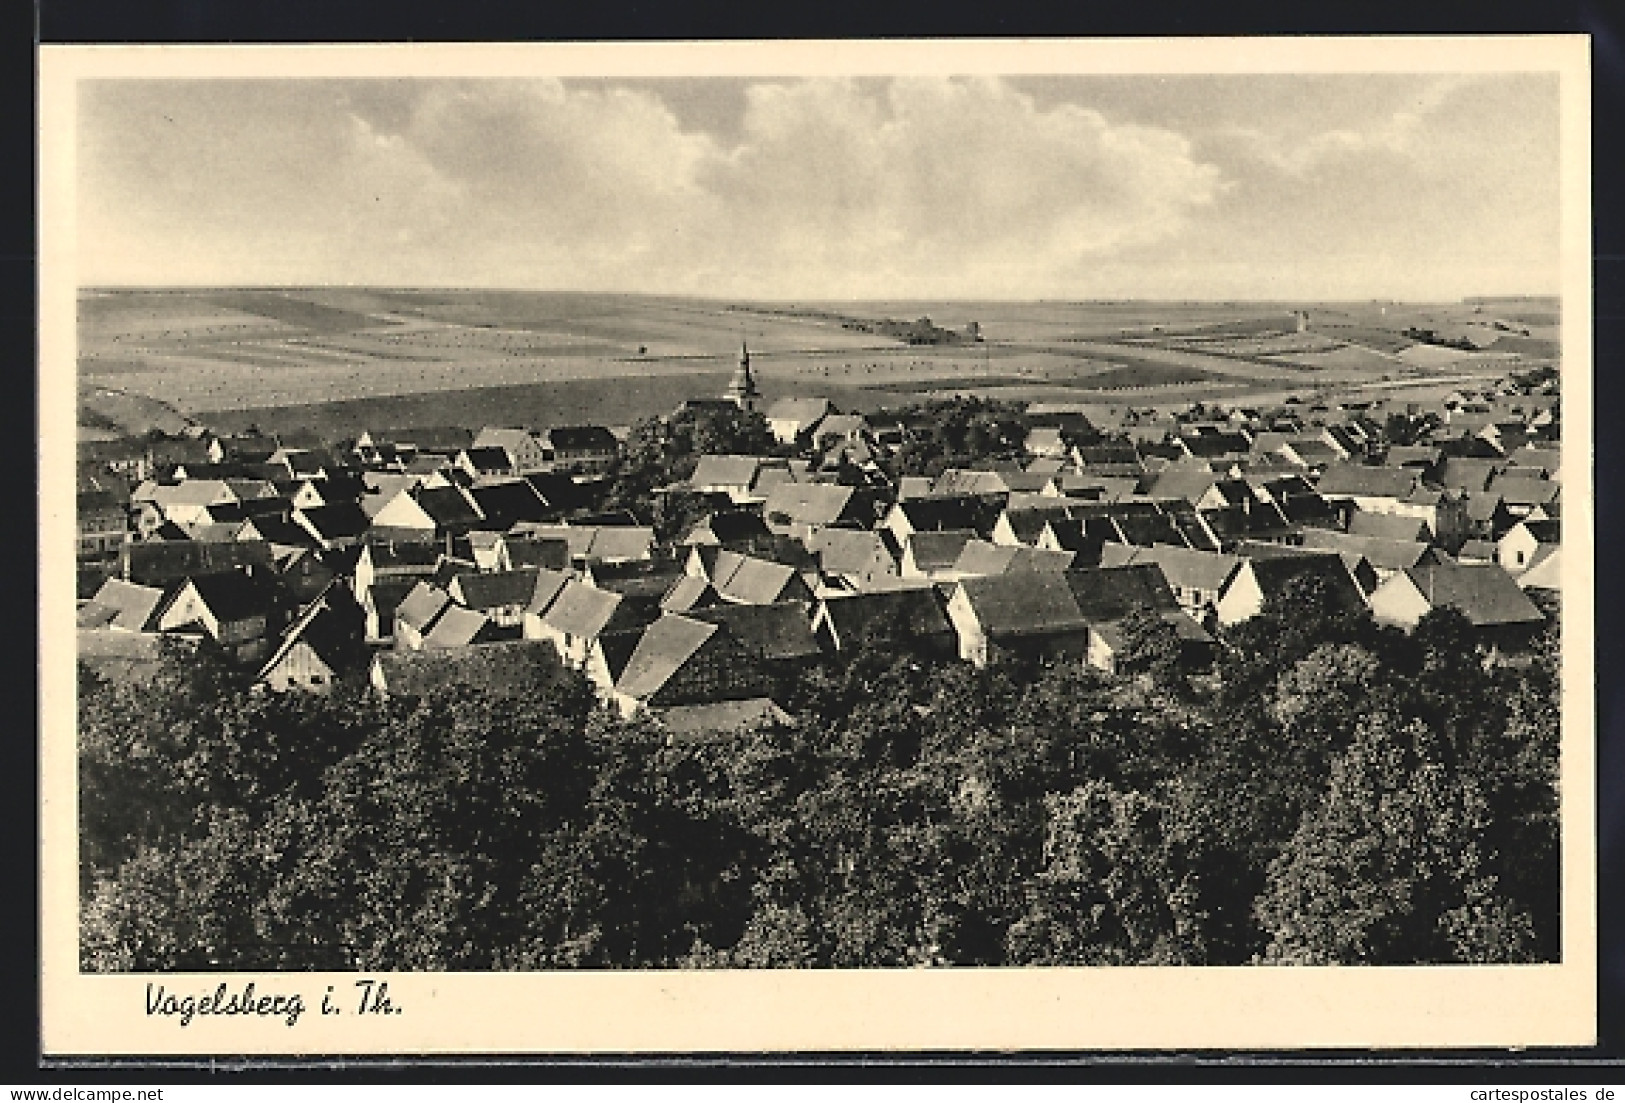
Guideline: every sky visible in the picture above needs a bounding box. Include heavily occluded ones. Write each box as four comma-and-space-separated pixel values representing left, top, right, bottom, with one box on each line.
75, 73, 1562, 301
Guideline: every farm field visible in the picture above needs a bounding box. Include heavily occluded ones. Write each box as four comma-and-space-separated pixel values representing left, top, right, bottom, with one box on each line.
76, 288, 1561, 437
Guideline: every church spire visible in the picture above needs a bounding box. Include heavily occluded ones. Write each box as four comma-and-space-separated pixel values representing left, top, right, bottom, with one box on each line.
727, 339, 760, 411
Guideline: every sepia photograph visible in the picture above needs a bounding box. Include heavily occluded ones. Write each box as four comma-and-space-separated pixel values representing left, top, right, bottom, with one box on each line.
38, 37, 1595, 1054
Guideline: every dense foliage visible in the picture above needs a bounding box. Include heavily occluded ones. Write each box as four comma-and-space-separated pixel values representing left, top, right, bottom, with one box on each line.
80, 585, 1560, 971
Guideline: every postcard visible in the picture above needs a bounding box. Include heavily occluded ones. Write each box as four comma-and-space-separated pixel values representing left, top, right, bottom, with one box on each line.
39, 36, 1595, 1055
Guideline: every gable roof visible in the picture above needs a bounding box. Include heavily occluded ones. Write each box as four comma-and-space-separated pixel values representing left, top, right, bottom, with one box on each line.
540, 579, 625, 640
655, 697, 792, 738
1300, 529, 1436, 572
661, 573, 720, 613
413, 485, 484, 528
904, 529, 979, 572
691, 601, 821, 662
691, 454, 766, 489
762, 482, 856, 527
257, 580, 364, 680
805, 526, 895, 575
1316, 463, 1420, 500
121, 540, 274, 587
710, 550, 805, 604
1062, 564, 1179, 622
818, 586, 953, 645
613, 614, 720, 701
1400, 562, 1546, 626
372, 639, 564, 699
953, 539, 1075, 578
765, 397, 832, 426
682, 509, 773, 547
468, 480, 551, 528
296, 502, 371, 542
955, 572, 1091, 637
395, 581, 454, 634
1347, 511, 1431, 542
419, 603, 494, 649
79, 578, 169, 632
544, 425, 618, 452
1098, 543, 1242, 595
1245, 553, 1368, 612
449, 567, 544, 612
184, 571, 275, 624
505, 536, 571, 570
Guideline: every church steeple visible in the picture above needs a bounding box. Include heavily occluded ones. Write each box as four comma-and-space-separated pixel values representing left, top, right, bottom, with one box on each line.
726, 340, 760, 411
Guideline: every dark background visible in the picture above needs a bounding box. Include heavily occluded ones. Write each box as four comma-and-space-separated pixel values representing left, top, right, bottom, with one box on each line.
17, 0, 1624, 1082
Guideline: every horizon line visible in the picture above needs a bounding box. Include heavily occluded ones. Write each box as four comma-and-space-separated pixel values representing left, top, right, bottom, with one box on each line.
77, 284, 1563, 306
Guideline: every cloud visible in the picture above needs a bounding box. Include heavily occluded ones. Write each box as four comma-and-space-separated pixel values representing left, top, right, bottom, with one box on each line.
1218, 75, 1476, 177
78, 76, 1227, 297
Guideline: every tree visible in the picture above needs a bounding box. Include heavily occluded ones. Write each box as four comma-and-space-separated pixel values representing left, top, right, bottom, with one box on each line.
1256, 712, 1537, 964
1005, 780, 1208, 966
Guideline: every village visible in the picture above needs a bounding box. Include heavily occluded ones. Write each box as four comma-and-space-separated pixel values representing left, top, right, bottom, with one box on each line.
74, 343, 1562, 737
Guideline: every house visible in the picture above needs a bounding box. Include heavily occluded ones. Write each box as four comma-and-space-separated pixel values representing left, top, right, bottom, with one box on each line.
77, 577, 170, 633
761, 482, 862, 539
361, 577, 420, 643
155, 571, 279, 662
77, 489, 127, 560
944, 572, 1092, 667
527, 577, 659, 678
120, 539, 273, 588
448, 567, 548, 629
369, 639, 567, 699
803, 527, 899, 591
690, 454, 777, 500
472, 427, 549, 473
689, 601, 823, 668
811, 585, 957, 657
1064, 564, 1211, 673
1516, 547, 1562, 594
950, 539, 1075, 580
881, 495, 1002, 544
609, 613, 773, 717
413, 486, 486, 537
994, 504, 1082, 547
899, 530, 980, 580
1487, 471, 1560, 518
504, 535, 572, 572
1098, 544, 1241, 622
653, 698, 794, 740
811, 413, 870, 452
680, 509, 775, 550
418, 603, 502, 650
766, 397, 833, 445
454, 446, 520, 483
660, 574, 723, 614
387, 425, 475, 457
292, 502, 371, 550
1024, 427, 1069, 459
352, 540, 442, 599
541, 426, 620, 474
1367, 562, 1545, 641
1315, 463, 1467, 546
1299, 529, 1445, 587
467, 479, 554, 530
1213, 552, 1368, 626
392, 581, 455, 651
1347, 510, 1433, 543
132, 479, 240, 531
1497, 519, 1560, 574
689, 547, 816, 606
255, 581, 366, 693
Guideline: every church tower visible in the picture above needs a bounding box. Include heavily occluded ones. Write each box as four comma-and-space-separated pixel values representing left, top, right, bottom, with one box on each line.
726, 341, 760, 412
